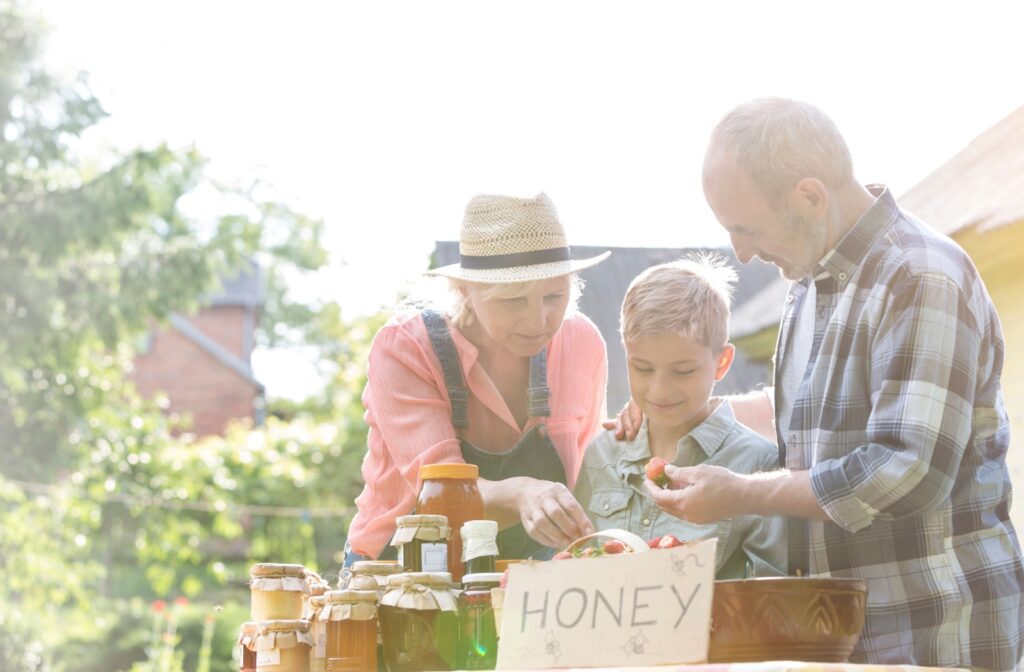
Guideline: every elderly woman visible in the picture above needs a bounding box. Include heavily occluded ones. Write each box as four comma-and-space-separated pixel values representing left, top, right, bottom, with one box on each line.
345, 193, 610, 563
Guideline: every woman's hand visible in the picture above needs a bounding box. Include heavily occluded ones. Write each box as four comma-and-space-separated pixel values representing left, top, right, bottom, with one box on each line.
602, 398, 644, 441
517, 479, 594, 549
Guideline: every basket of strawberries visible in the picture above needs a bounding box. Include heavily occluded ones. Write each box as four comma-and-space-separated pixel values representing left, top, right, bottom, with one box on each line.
552, 528, 650, 560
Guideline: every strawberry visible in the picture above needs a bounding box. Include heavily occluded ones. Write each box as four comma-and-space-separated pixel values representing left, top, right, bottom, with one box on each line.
603, 540, 626, 555
657, 534, 683, 549
499, 569, 510, 587
552, 551, 573, 561
648, 536, 662, 548
645, 457, 670, 488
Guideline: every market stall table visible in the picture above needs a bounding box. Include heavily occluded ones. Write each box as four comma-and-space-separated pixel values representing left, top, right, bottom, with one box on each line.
498, 663, 966, 672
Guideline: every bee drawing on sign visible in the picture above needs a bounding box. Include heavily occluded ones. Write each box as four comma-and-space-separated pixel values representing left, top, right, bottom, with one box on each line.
544, 630, 562, 663
622, 630, 649, 656
672, 552, 706, 577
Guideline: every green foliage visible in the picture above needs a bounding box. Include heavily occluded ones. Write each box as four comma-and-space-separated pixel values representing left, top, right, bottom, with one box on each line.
1, 1, 388, 671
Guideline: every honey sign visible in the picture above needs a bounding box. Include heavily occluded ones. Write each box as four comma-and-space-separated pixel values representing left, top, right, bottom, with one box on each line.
496, 538, 716, 669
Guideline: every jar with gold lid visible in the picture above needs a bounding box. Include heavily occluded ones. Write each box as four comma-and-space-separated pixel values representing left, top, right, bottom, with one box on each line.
391, 515, 449, 574
252, 619, 314, 672
237, 621, 259, 672
416, 463, 483, 581
321, 590, 378, 672
378, 572, 459, 671
250, 563, 309, 622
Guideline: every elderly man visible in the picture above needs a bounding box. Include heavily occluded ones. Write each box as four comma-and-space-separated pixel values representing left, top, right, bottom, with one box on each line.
629, 98, 1024, 669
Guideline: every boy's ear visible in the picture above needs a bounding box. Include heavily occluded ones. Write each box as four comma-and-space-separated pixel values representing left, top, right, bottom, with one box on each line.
714, 344, 735, 381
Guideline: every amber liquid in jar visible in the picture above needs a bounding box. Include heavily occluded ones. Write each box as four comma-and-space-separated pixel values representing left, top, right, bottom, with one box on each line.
379, 604, 459, 672
415, 463, 484, 582
325, 618, 377, 672
241, 645, 257, 672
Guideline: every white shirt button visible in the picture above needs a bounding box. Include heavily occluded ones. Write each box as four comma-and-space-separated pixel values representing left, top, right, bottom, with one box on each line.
603, 503, 610, 511
642, 518, 651, 526
787, 295, 795, 303
838, 272, 848, 281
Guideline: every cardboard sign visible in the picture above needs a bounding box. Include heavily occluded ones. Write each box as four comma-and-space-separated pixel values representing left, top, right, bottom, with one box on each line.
496, 538, 716, 669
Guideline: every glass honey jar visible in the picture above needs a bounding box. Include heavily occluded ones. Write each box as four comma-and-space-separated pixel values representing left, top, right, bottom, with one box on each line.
250, 563, 309, 622
378, 572, 459, 671
237, 621, 259, 672
415, 463, 484, 582
252, 619, 314, 672
309, 595, 327, 672
321, 590, 378, 672
391, 515, 450, 574
457, 573, 503, 670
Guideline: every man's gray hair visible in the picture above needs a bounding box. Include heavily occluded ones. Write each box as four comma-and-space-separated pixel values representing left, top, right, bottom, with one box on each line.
706, 97, 854, 201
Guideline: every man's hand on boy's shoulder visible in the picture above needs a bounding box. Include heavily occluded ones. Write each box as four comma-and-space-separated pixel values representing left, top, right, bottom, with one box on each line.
602, 398, 643, 441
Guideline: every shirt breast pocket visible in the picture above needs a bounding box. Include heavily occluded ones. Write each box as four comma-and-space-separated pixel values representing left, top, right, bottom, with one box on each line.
587, 488, 634, 530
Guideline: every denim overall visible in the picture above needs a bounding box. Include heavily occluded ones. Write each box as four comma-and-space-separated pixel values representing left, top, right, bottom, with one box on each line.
421, 309, 567, 561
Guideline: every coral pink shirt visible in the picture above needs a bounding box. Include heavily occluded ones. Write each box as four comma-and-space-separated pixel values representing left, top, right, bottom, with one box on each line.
348, 311, 608, 558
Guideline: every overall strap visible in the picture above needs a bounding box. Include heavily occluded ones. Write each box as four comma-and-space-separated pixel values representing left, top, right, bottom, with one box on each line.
420, 310, 469, 429
527, 348, 551, 418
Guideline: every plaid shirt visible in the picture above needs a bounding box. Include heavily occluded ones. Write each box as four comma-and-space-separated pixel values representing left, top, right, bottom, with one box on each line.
776, 186, 1024, 670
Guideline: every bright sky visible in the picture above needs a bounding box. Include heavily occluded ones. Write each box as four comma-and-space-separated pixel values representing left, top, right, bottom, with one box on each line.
41, 0, 1024, 398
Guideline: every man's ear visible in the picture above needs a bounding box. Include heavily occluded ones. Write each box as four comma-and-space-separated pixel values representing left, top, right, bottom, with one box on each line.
792, 177, 829, 217
714, 344, 735, 381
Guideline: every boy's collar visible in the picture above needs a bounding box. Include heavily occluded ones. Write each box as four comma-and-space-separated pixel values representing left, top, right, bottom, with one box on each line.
616, 399, 737, 467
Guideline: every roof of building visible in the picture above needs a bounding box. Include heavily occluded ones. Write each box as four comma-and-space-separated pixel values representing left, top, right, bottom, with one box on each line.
207, 258, 266, 308
433, 242, 778, 413
169, 313, 264, 390
900, 105, 1024, 236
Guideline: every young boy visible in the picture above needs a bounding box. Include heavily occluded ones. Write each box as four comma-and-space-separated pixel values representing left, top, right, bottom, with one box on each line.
574, 256, 785, 578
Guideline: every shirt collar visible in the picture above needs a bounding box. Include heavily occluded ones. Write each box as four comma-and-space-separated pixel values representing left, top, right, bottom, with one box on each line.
813, 185, 898, 283
617, 399, 738, 469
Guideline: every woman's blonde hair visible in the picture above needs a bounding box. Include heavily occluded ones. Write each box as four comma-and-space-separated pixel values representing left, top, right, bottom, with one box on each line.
620, 253, 736, 351
449, 274, 584, 329
397, 273, 584, 329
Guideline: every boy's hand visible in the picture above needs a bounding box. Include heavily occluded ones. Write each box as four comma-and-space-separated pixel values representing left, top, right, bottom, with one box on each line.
643, 464, 748, 524
601, 398, 644, 441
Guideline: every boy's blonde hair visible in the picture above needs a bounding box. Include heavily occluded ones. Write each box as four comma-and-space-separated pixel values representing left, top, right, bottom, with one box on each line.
620, 253, 737, 350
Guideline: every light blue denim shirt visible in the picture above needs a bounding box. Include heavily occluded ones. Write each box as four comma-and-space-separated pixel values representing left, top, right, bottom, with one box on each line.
574, 399, 786, 579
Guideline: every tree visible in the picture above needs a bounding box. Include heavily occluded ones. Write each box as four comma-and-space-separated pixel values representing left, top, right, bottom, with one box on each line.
0, 2, 375, 670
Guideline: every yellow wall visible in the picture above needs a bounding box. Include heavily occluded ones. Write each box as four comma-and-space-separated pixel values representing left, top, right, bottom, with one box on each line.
957, 221, 1024, 534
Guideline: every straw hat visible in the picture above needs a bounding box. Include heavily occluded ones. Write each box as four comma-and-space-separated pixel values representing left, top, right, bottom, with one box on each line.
426, 193, 611, 283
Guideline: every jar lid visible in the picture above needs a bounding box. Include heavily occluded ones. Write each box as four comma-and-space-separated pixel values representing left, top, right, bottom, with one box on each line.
494, 559, 522, 572
419, 463, 479, 480
460, 520, 498, 539
326, 589, 378, 604
258, 619, 311, 633
350, 560, 403, 575
346, 575, 380, 591
385, 572, 453, 588
250, 563, 306, 578
239, 621, 259, 636
462, 572, 503, 586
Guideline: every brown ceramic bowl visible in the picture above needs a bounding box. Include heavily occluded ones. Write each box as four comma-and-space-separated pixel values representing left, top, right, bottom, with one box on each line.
709, 577, 867, 663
